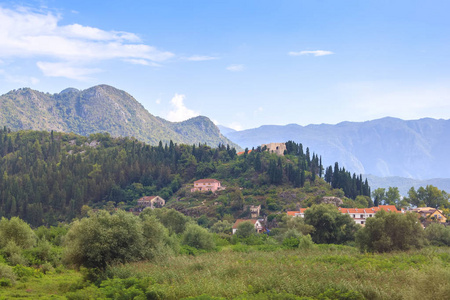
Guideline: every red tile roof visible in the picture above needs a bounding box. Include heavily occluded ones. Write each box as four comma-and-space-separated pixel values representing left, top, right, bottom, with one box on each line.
232, 219, 257, 229
237, 150, 253, 155
288, 205, 401, 216
287, 208, 308, 216
194, 179, 220, 184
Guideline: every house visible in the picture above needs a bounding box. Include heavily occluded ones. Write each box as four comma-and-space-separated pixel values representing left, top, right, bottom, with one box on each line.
137, 196, 165, 209
412, 207, 447, 223
287, 208, 308, 218
191, 179, 223, 192
287, 205, 403, 226
232, 219, 264, 234
338, 205, 402, 225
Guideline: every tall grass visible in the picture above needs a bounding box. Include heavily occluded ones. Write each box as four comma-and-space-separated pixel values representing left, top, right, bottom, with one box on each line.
108, 245, 450, 299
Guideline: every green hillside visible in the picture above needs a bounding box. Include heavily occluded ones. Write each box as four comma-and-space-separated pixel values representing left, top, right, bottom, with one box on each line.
0, 129, 373, 227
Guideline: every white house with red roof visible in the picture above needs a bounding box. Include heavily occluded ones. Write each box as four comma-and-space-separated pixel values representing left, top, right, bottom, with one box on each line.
232, 219, 264, 234
191, 179, 224, 192
287, 205, 403, 225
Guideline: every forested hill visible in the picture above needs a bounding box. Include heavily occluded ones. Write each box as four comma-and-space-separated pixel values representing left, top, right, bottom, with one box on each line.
0, 85, 239, 149
0, 129, 371, 227
221, 117, 450, 179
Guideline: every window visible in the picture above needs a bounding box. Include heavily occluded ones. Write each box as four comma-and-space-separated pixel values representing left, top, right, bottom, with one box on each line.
369, 215, 372, 217
361, 221, 364, 224
360, 215, 363, 218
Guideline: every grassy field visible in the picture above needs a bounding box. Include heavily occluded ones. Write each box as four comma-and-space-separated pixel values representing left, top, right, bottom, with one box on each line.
1, 245, 450, 299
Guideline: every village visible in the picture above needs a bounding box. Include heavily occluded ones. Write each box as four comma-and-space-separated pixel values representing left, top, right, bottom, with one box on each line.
129, 142, 448, 236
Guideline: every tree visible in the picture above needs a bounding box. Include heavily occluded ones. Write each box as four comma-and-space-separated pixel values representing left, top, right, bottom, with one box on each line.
147, 208, 189, 235
278, 215, 314, 236
304, 204, 359, 244
141, 214, 178, 260
372, 188, 386, 207
182, 223, 215, 250
211, 220, 232, 234
405, 185, 449, 209
235, 221, 256, 239
0, 217, 36, 249
385, 187, 401, 206
356, 210, 424, 252
63, 210, 145, 270
424, 223, 450, 246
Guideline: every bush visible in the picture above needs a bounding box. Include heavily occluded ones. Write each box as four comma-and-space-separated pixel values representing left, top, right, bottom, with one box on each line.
0, 263, 16, 286
356, 211, 425, 253
182, 224, 216, 250
424, 223, 450, 246
0, 217, 36, 249
64, 210, 145, 270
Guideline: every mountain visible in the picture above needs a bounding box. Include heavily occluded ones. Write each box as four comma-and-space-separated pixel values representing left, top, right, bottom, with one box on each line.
0, 85, 240, 149
216, 125, 237, 136
222, 117, 450, 179
365, 174, 450, 196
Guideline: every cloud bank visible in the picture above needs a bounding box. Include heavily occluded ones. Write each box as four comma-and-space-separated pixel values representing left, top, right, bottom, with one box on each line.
0, 6, 173, 80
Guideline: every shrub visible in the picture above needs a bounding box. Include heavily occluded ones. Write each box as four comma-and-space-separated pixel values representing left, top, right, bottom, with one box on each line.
0, 263, 16, 286
235, 221, 256, 239
64, 210, 145, 270
0, 217, 36, 249
424, 223, 450, 246
182, 224, 216, 250
356, 211, 425, 252
304, 204, 359, 244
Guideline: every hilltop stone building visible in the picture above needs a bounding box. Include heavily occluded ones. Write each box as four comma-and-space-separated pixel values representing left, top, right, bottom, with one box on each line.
262, 143, 286, 156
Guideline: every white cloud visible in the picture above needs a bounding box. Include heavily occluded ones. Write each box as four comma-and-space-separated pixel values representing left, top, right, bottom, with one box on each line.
226, 64, 244, 72
0, 69, 40, 85
0, 6, 174, 80
155, 99, 161, 105
166, 94, 200, 122
289, 50, 334, 57
185, 55, 219, 61
123, 59, 161, 67
37, 61, 101, 81
227, 122, 243, 131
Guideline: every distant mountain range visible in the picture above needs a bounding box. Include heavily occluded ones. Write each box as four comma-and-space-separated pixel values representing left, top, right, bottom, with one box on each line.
365, 174, 450, 196
0, 85, 239, 149
220, 118, 450, 179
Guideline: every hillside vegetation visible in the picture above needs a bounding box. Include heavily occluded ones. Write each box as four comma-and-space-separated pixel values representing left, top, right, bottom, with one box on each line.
0, 128, 375, 227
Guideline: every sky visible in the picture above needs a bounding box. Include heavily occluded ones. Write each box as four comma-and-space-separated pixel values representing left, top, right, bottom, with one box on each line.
0, 0, 449, 131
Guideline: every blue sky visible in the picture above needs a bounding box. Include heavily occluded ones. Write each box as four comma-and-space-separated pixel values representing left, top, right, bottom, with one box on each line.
0, 1, 449, 130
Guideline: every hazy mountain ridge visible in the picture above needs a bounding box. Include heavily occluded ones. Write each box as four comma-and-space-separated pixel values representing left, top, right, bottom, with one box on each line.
222, 117, 450, 179
0, 85, 240, 149
365, 174, 450, 196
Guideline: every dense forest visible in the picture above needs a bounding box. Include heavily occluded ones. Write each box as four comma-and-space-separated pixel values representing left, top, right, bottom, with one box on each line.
0, 129, 372, 227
